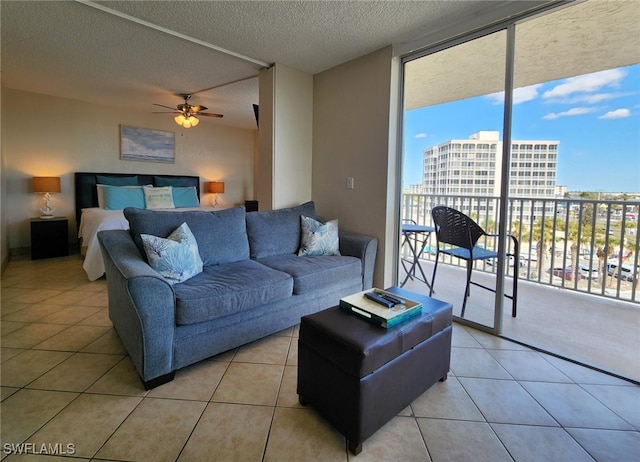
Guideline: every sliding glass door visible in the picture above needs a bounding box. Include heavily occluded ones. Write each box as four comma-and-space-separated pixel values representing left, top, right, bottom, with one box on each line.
401, 29, 508, 329
398, 1, 640, 378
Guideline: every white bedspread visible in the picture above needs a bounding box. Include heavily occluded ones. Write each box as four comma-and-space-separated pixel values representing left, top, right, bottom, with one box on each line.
79, 206, 218, 281
79, 208, 129, 281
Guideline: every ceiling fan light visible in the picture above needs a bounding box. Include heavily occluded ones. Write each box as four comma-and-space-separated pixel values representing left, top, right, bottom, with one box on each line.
189, 116, 199, 126
174, 114, 186, 125
182, 119, 192, 128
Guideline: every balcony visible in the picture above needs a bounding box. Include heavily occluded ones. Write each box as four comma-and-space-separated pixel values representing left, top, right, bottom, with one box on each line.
400, 194, 640, 381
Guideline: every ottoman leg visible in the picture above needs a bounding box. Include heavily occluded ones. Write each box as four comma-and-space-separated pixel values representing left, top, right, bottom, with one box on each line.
440, 373, 448, 382
299, 395, 307, 406
348, 440, 362, 455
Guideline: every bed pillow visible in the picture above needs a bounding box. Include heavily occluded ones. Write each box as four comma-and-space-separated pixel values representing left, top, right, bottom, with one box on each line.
96, 175, 138, 186
102, 185, 145, 210
154, 176, 195, 187
144, 186, 175, 209
172, 186, 200, 208
97, 184, 143, 208
298, 215, 341, 256
141, 222, 203, 284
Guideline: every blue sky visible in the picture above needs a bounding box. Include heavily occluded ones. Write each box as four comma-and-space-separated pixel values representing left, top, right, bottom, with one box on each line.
403, 64, 640, 193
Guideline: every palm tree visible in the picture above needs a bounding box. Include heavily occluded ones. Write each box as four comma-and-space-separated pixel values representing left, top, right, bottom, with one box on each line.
595, 238, 611, 286
531, 217, 556, 278
558, 220, 593, 282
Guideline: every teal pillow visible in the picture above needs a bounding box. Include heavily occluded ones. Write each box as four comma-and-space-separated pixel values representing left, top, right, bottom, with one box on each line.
102, 185, 145, 210
97, 175, 138, 186
154, 176, 194, 187
140, 223, 203, 284
172, 186, 200, 208
298, 215, 341, 256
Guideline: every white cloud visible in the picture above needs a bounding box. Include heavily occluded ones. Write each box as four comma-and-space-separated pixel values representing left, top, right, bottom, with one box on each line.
415, 133, 427, 138
513, 84, 543, 104
486, 84, 543, 105
543, 68, 626, 100
543, 107, 593, 120
598, 108, 631, 119
486, 91, 504, 105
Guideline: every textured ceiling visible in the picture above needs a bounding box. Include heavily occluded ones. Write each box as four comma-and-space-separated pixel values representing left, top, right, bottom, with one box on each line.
2, 0, 544, 129
404, 0, 640, 109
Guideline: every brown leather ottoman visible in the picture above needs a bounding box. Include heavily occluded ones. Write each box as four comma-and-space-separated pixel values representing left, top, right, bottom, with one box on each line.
297, 287, 452, 455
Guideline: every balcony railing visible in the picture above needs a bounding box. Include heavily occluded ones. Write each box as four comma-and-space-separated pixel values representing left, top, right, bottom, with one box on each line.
401, 194, 640, 304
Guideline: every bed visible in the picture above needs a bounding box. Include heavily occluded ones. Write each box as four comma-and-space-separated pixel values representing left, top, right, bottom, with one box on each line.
75, 172, 202, 281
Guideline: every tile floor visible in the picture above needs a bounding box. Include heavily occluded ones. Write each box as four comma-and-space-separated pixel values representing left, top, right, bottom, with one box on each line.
1, 254, 639, 461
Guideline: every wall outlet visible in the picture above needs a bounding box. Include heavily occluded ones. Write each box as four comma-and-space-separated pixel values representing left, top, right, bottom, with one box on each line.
346, 177, 355, 189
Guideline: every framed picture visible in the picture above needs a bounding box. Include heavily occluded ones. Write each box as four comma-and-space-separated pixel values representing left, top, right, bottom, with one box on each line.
120, 125, 175, 163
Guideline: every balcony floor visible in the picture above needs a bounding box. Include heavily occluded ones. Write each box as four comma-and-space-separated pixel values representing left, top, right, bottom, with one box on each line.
401, 260, 640, 381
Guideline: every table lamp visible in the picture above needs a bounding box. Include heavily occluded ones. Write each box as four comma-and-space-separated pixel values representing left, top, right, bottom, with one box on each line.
33, 176, 61, 218
208, 181, 225, 207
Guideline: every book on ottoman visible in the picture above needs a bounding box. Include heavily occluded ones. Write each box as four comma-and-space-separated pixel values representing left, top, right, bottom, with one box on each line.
339, 288, 422, 328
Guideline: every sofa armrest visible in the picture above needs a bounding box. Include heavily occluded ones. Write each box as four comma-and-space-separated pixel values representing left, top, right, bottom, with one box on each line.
97, 230, 176, 384
339, 231, 378, 289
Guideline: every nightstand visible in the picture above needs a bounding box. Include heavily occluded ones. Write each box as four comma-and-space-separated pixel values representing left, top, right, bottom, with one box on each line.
30, 217, 69, 260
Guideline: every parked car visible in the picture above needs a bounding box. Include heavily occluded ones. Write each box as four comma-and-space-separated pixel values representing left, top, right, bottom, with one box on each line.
485, 255, 523, 267
578, 264, 599, 280
606, 263, 638, 282
548, 267, 581, 281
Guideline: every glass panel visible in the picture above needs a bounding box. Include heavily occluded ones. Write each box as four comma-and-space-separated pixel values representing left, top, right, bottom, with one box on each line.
506, 1, 640, 379
401, 30, 507, 328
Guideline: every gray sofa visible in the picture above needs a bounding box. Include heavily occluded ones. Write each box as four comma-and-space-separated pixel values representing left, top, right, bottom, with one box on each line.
97, 201, 377, 389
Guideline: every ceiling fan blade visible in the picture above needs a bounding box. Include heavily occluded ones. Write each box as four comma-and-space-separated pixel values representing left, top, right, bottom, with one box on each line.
190, 105, 208, 112
153, 103, 178, 110
199, 112, 224, 118
152, 111, 180, 114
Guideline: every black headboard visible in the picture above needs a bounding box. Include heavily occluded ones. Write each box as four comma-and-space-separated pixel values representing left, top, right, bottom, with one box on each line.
74, 172, 200, 227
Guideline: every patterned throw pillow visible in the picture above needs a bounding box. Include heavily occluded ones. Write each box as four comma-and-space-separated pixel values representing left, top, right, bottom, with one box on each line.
141, 222, 203, 284
298, 215, 341, 256
143, 186, 175, 209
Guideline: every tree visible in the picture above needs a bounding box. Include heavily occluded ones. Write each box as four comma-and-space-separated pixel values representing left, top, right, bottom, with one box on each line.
531, 217, 557, 278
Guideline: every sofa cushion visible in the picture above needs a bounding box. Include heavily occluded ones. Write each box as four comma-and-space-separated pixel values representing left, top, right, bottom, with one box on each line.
125, 206, 249, 266
257, 254, 362, 295
245, 201, 316, 259
173, 260, 293, 325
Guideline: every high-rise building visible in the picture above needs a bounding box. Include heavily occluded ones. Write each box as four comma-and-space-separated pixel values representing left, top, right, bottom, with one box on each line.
422, 131, 559, 220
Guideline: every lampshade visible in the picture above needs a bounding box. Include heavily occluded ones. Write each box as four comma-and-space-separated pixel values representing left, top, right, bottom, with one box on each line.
174, 113, 199, 128
208, 181, 225, 194
33, 177, 61, 194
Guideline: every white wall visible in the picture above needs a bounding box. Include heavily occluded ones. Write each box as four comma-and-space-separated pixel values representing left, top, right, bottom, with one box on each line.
313, 47, 399, 288
3, 88, 256, 251
258, 64, 313, 210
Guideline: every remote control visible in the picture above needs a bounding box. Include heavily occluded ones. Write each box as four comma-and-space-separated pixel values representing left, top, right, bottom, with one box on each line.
364, 292, 395, 308
376, 292, 405, 305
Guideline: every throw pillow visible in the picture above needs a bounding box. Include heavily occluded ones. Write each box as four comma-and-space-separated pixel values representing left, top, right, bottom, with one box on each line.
102, 185, 145, 210
298, 215, 341, 256
141, 222, 203, 284
144, 186, 175, 209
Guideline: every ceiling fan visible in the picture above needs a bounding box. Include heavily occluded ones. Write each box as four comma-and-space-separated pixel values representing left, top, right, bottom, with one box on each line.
153, 93, 223, 128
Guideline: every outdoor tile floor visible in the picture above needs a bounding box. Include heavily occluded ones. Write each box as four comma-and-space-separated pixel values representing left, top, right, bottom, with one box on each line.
1, 254, 639, 461
403, 260, 640, 380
